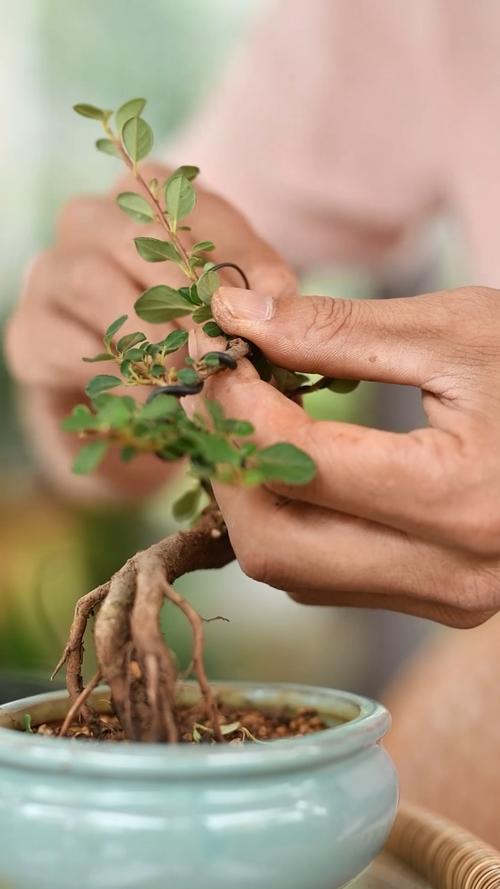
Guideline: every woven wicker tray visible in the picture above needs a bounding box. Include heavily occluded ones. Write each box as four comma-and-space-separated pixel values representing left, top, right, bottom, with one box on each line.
353, 801, 500, 888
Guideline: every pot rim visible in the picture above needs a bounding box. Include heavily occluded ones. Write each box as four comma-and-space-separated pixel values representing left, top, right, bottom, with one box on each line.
0, 681, 390, 779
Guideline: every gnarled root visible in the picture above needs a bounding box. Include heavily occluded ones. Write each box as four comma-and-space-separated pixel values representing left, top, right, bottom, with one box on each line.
51, 583, 108, 726
55, 505, 234, 741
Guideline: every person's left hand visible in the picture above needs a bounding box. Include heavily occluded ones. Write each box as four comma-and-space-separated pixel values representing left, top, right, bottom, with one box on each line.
187, 284, 500, 628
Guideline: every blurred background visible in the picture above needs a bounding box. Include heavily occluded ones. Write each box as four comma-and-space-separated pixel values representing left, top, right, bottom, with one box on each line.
0, 0, 461, 704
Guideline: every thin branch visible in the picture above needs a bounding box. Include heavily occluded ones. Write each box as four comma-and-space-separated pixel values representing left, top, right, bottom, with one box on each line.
103, 120, 195, 280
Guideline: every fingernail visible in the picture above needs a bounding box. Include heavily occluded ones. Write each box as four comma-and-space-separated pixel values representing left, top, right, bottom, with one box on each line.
216, 287, 274, 322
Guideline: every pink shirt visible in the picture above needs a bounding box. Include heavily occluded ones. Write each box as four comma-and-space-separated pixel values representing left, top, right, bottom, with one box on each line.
175, 0, 500, 286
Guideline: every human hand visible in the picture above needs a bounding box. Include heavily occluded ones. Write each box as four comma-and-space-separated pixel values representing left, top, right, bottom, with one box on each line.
195, 285, 500, 627
5, 165, 295, 498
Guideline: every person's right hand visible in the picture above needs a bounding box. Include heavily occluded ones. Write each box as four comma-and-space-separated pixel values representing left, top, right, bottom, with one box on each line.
6, 163, 296, 500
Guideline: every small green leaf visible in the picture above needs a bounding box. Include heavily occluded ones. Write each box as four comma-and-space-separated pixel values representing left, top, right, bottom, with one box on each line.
122, 116, 153, 162
239, 441, 258, 460
85, 375, 122, 399
203, 353, 224, 368
139, 393, 179, 421
224, 419, 254, 436
134, 285, 192, 323
202, 322, 222, 338
197, 269, 219, 305
197, 433, 240, 466
256, 443, 316, 485
116, 192, 154, 223
327, 378, 360, 394
73, 440, 108, 474
82, 352, 116, 363
73, 103, 109, 120
168, 165, 199, 182
117, 331, 146, 353
241, 467, 265, 486
61, 404, 97, 432
177, 368, 200, 386
134, 237, 181, 263
185, 284, 202, 306
96, 397, 131, 429
151, 364, 165, 378
165, 174, 196, 227
92, 392, 134, 410
191, 240, 215, 253
95, 138, 120, 157
162, 329, 189, 353
191, 304, 213, 324
120, 358, 133, 378
22, 714, 33, 733
122, 347, 145, 362
115, 97, 146, 131
103, 314, 128, 346
206, 400, 225, 432
172, 485, 202, 521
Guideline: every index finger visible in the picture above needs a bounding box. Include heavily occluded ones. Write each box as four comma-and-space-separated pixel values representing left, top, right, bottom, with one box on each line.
203, 356, 492, 557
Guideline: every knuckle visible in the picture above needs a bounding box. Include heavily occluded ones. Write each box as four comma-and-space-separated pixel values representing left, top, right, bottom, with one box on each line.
452, 504, 500, 557
287, 589, 307, 605
56, 195, 102, 238
455, 284, 498, 306
235, 535, 278, 587
238, 547, 270, 585
441, 607, 493, 630
248, 260, 297, 297
303, 297, 355, 348
456, 565, 500, 617
409, 429, 500, 557
65, 249, 112, 296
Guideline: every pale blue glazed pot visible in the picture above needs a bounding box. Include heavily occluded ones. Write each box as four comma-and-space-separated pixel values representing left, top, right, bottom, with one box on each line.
0, 682, 398, 889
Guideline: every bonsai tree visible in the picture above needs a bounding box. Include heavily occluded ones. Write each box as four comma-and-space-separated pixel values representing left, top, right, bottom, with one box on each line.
53, 98, 351, 744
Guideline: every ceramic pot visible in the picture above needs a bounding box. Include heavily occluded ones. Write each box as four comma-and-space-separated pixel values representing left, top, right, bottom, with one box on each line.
0, 682, 398, 889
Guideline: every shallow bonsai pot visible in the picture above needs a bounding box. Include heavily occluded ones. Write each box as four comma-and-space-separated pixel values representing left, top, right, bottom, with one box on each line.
0, 682, 397, 889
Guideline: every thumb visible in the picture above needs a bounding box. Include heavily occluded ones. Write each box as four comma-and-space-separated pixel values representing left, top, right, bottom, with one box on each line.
212, 286, 454, 387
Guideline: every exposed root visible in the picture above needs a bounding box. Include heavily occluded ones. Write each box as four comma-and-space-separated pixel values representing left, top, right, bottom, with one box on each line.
163, 580, 223, 742
131, 551, 178, 742
51, 583, 108, 682
51, 583, 108, 724
59, 670, 102, 737
57, 504, 234, 742
94, 563, 137, 737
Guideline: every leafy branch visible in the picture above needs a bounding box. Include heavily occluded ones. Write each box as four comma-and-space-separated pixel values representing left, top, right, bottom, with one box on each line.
70, 97, 318, 520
